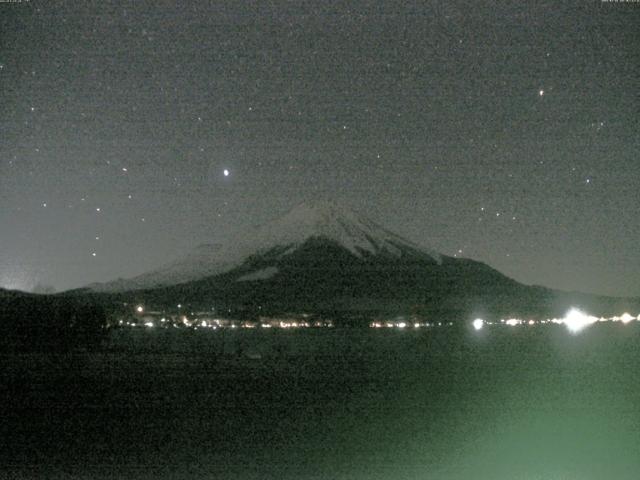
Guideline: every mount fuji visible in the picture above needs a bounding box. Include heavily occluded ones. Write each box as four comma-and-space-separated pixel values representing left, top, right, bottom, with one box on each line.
83, 202, 638, 319
88, 201, 443, 293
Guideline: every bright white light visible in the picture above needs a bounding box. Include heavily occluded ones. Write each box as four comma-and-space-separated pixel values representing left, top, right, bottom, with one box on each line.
539, 89, 544, 96
223, 169, 230, 177
144, 322, 154, 328
620, 313, 634, 324
505, 319, 520, 327
397, 322, 406, 328
564, 308, 596, 334
472, 318, 484, 331
136, 305, 144, 313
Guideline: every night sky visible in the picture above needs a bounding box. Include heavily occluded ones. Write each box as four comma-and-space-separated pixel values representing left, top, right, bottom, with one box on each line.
1, 1, 638, 296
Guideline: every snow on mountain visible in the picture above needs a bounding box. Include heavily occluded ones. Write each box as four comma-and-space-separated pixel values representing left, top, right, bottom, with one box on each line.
87, 201, 441, 292
253, 201, 441, 260
236, 266, 280, 282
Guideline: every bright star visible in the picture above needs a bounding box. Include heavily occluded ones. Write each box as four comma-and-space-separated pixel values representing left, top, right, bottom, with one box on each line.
223, 169, 230, 177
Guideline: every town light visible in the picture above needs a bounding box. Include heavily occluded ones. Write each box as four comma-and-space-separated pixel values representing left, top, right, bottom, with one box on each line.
472, 318, 484, 331
620, 313, 634, 324
564, 308, 595, 334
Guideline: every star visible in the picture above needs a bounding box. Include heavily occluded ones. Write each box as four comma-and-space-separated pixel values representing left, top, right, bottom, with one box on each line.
223, 169, 230, 177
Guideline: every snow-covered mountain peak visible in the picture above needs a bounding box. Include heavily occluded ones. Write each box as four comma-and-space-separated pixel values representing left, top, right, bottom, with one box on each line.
254, 201, 440, 260
87, 202, 441, 292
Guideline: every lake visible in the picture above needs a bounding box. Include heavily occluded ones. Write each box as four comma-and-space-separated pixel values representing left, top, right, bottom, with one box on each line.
2, 323, 640, 479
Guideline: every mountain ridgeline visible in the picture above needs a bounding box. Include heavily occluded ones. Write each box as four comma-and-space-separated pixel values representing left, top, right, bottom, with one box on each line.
80, 202, 639, 321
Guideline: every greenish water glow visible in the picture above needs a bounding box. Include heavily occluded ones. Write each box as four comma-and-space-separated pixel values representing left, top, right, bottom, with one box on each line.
2, 324, 639, 479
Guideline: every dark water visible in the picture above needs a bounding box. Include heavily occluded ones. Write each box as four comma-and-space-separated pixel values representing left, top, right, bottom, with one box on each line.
2, 324, 640, 479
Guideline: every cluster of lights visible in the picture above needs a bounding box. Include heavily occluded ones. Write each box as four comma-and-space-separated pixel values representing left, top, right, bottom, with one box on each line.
138, 320, 336, 330
473, 309, 640, 334
129, 305, 638, 335
125, 306, 334, 329
369, 321, 452, 329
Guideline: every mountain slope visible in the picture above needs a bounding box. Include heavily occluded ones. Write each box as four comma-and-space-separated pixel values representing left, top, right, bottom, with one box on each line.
88, 201, 442, 292
136, 236, 525, 314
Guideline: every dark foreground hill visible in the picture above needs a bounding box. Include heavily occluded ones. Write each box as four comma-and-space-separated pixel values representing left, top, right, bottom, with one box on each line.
0, 288, 107, 352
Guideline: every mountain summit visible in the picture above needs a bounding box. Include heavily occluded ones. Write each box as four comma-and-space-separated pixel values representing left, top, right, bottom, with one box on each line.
248, 201, 441, 261
88, 201, 441, 292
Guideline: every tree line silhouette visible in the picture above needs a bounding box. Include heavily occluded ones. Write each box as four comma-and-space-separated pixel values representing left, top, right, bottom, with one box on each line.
0, 293, 107, 352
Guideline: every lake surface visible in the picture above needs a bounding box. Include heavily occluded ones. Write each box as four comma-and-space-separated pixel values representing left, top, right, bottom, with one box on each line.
2, 324, 640, 479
